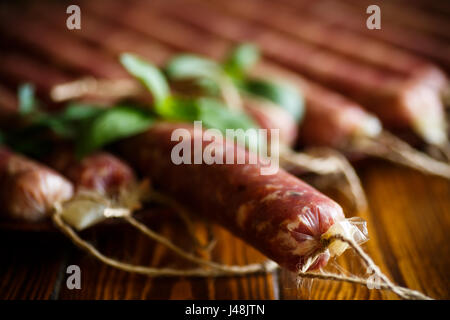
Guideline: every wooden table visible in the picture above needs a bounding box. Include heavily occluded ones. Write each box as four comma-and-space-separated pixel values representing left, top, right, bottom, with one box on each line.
1, 159, 449, 300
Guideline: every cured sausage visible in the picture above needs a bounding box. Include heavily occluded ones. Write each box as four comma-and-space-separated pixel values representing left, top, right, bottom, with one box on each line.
150, 0, 447, 146
79, 0, 382, 149
0, 9, 128, 79
47, 149, 136, 197
0, 146, 74, 221
250, 63, 382, 148
118, 122, 358, 271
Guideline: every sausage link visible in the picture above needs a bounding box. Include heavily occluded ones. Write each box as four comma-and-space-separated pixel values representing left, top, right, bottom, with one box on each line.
288, 0, 450, 72
209, 0, 447, 91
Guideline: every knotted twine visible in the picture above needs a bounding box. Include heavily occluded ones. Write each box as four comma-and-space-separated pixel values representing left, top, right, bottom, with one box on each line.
51, 189, 432, 300
280, 146, 367, 212
352, 131, 450, 179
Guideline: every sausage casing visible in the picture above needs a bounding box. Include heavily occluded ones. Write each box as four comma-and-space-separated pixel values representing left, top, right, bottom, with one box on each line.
119, 122, 347, 271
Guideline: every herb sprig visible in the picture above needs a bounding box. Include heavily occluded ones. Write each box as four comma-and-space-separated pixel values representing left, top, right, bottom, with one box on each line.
120, 53, 260, 150
4, 84, 156, 157
4, 52, 262, 157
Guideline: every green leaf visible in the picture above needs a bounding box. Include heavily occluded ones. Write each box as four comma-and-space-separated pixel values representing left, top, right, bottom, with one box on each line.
17, 83, 37, 115
0, 130, 4, 144
77, 105, 155, 156
224, 43, 260, 78
165, 54, 222, 81
243, 79, 305, 122
120, 53, 170, 106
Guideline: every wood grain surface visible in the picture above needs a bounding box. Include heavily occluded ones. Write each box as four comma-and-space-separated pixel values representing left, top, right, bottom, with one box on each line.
1, 160, 449, 300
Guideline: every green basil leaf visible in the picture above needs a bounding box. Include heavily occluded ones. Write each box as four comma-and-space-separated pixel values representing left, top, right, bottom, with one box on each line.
18, 83, 37, 115
165, 55, 222, 96
120, 53, 170, 106
77, 105, 155, 156
154, 96, 259, 149
224, 43, 260, 78
59, 103, 105, 121
243, 79, 304, 122
0, 130, 4, 144
165, 54, 222, 81
35, 115, 75, 138
150, 96, 197, 121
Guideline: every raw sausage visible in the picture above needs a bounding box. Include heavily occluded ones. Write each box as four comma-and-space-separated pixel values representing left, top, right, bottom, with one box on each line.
209, 0, 447, 91
48, 149, 136, 197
